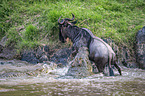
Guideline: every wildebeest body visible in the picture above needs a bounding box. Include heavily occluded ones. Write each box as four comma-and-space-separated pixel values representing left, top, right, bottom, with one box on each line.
58, 14, 122, 76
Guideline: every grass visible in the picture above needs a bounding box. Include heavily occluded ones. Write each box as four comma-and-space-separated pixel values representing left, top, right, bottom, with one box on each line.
0, 0, 145, 53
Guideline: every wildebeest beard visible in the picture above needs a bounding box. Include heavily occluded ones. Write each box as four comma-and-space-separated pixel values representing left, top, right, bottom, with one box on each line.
59, 25, 65, 43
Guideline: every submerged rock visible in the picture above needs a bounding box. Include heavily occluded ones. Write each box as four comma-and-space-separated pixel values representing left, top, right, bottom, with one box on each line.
66, 47, 93, 78
0, 60, 58, 78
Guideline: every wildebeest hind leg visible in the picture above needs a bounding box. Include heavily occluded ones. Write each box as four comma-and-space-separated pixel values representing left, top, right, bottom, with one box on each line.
108, 65, 114, 76
114, 62, 122, 75
108, 56, 114, 76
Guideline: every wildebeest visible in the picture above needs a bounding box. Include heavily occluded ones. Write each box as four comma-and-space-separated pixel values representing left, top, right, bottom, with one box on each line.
58, 13, 122, 76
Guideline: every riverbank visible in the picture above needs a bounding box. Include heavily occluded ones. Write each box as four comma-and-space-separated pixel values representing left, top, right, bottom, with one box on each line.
1, 0, 145, 69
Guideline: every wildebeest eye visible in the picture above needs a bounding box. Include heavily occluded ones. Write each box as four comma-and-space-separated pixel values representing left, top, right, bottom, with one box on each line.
59, 24, 62, 27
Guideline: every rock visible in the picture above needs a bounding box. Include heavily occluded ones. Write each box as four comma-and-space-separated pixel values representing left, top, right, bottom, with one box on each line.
36, 45, 49, 59
21, 45, 50, 64
0, 61, 58, 78
0, 47, 17, 59
0, 36, 20, 59
0, 36, 7, 47
21, 50, 39, 64
136, 26, 145, 69
39, 55, 49, 63
66, 47, 93, 78
103, 38, 137, 68
0, 45, 3, 53
127, 62, 138, 68
0, 36, 5, 53
50, 48, 72, 66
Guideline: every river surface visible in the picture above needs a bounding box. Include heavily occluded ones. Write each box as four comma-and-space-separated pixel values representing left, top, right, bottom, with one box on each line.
0, 59, 145, 96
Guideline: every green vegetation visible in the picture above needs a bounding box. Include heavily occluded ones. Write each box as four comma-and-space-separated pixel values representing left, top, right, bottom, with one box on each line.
0, 0, 145, 52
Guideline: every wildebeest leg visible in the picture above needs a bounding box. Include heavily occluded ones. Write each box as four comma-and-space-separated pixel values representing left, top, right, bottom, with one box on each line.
114, 62, 122, 75
71, 46, 78, 57
92, 56, 108, 74
96, 65, 104, 74
103, 63, 114, 76
108, 55, 114, 76
72, 50, 78, 57
108, 64, 114, 76
95, 60, 106, 73
89, 60, 98, 73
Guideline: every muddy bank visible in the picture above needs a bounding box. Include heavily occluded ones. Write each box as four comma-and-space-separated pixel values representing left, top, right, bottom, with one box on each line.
0, 37, 143, 71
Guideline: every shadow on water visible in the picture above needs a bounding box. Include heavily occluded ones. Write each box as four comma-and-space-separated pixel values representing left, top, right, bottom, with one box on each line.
0, 59, 145, 96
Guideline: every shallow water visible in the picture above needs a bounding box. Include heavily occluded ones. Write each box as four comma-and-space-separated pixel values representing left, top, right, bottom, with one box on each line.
0, 59, 145, 96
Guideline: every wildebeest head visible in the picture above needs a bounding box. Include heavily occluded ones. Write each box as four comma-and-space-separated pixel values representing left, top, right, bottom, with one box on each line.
58, 13, 77, 43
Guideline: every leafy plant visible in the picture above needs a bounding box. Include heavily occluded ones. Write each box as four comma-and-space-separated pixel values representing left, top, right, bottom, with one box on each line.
6, 27, 22, 46
24, 24, 39, 41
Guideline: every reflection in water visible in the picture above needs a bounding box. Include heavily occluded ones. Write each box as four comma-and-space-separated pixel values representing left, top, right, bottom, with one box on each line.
0, 59, 145, 96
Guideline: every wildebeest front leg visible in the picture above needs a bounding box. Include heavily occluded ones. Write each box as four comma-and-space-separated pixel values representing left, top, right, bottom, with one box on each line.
96, 64, 105, 73
72, 50, 78, 57
71, 46, 78, 57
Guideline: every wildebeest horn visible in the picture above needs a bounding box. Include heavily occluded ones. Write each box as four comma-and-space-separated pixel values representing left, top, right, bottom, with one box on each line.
65, 13, 75, 21
58, 16, 64, 24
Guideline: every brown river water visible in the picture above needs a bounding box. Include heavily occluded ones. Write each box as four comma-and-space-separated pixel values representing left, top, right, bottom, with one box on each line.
0, 59, 145, 96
